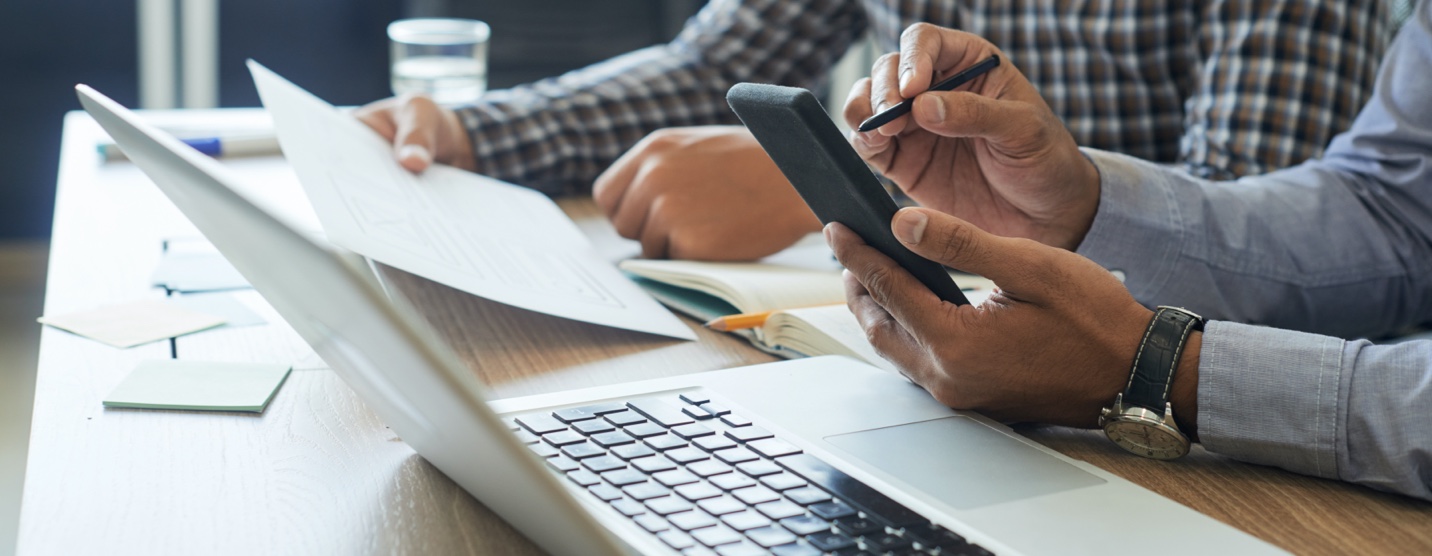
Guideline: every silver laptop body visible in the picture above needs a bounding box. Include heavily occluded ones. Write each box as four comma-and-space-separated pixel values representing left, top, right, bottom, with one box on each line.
76, 84, 1282, 556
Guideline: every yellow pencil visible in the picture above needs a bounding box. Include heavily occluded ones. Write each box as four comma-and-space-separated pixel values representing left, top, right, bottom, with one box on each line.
703, 310, 775, 332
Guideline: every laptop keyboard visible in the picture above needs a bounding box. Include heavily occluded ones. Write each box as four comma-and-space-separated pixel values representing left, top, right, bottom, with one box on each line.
506, 389, 995, 556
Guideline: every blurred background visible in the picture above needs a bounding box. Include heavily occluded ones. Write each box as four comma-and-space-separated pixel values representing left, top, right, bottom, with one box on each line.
0, 1, 722, 554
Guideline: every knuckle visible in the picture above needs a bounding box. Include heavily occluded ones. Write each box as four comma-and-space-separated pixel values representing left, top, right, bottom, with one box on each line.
861, 265, 896, 304
936, 223, 979, 264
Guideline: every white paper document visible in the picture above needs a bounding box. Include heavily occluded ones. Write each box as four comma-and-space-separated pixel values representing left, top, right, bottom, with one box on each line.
248, 61, 694, 340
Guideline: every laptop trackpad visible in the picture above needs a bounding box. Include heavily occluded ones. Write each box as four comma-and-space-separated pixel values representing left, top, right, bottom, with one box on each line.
823, 416, 1105, 510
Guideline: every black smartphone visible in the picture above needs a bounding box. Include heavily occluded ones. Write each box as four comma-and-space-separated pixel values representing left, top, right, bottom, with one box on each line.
726, 83, 970, 306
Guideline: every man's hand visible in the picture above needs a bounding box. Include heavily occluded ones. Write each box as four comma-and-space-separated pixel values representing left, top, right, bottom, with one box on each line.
355, 94, 477, 173
827, 207, 1199, 432
592, 126, 822, 260
845, 24, 1101, 250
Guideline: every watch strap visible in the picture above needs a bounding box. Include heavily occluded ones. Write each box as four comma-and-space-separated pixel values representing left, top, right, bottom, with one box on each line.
1122, 307, 1203, 413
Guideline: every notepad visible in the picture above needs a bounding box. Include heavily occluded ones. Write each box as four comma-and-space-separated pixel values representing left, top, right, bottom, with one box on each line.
103, 360, 293, 412
38, 299, 227, 348
620, 240, 995, 370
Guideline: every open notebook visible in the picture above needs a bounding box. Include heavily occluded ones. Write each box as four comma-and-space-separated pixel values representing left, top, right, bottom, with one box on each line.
620, 238, 993, 372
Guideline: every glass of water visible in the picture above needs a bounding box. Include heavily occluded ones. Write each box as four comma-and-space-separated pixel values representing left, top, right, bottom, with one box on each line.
388, 18, 490, 105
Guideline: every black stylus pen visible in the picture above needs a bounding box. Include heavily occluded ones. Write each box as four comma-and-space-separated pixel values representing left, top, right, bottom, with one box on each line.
857, 55, 1002, 132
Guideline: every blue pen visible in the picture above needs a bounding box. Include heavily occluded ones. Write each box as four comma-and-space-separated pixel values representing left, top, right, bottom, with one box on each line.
99, 134, 281, 161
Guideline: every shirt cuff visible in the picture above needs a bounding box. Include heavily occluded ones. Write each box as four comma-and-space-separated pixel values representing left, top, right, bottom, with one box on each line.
1197, 321, 1344, 479
1074, 148, 1184, 303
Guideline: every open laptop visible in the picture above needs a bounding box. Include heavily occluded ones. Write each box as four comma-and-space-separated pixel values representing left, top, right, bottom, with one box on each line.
76, 85, 1282, 556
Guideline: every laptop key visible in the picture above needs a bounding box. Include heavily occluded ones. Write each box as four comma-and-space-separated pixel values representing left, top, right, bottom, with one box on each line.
527, 442, 560, 458
779, 515, 831, 536
833, 515, 886, 536
769, 543, 822, 556
697, 496, 747, 516
567, 469, 602, 487
553, 403, 612, 423
683, 406, 717, 421
582, 455, 627, 473
633, 455, 679, 474
546, 456, 580, 473
611, 498, 647, 517
612, 442, 656, 460
724, 426, 773, 443
667, 447, 712, 464
747, 438, 801, 459
626, 422, 669, 439
720, 414, 753, 428
503, 417, 521, 431
591, 431, 636, 448
679, 391, 712, 405
731, 486, 780, 506
807, 531, 857, 551
709, 472, 756, 491
689, 460, 734, 478
560, 442, 606, 460
644, 433, 689, 451
624, 482, 672, 501
634, 513, 669, 533
673, 423, 716, 439
714, 541, 768, 556
746, 526, 798, 548
691, 525, 743, 547
670, 510, 719, 531
542, 430, 587, 447
693, 435, 738, 452
863, 532, 912, 551
628, 399, 696, 428
736, 460, 782, 477
658, 530, 697, 551
713, 447, 760, 465
513, 429, 539, 444
776, 453, 925, 526
573, 419, 617, 435
756, 500, 806, 520
720, 509, 772, 531
605, 410, 647, 427
675, 481, 724, 501
698, 402, 731, 417
588, 483, 623, 501
808, 501, 857, 520
648, 496, 697, 516
654, 469, 701, 487
516, 414, 567, 435
759, 473, 807, 491
601, 469, 648, 486
784, 486, 833, 506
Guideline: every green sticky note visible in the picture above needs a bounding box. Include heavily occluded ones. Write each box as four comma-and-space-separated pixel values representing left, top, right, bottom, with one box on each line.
104, 360, 293, 413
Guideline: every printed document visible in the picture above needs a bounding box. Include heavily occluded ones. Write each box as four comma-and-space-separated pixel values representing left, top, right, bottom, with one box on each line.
249, 61, 694, 340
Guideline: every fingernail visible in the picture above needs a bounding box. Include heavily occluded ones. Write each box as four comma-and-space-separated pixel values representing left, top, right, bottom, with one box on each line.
899, 69, 912, 93
398, 144, 432, 165
823, 223, 835, 245
919, 95, 945, 122
893, 209, 928, 245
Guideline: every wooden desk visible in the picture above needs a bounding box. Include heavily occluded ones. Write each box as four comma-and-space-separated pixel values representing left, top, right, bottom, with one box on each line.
18, 110, 1432, 555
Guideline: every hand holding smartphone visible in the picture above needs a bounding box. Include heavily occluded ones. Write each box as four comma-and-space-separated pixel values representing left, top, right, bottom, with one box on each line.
726, 83, 970, 306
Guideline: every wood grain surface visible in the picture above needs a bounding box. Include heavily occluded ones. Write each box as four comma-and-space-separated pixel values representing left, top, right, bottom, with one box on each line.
17, 110, 1431, 556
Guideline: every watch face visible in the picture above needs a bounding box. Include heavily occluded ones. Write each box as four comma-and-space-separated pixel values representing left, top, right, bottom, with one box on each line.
1105, 420, 1189, 460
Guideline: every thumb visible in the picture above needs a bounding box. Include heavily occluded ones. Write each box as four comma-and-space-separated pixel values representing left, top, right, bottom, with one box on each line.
911, 90, 1044, 145
392, 96, 440, 173
891, 207, 1052, 294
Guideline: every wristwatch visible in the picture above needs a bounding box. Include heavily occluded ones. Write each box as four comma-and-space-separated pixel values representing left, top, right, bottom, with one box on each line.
1099, 306, 1203, 460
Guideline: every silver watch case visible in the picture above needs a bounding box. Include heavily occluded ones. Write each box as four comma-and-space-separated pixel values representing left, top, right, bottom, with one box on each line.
1100, 394, 1191, 460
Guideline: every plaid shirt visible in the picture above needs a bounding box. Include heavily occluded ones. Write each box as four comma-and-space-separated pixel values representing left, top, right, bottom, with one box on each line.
455, 0, 1395, 196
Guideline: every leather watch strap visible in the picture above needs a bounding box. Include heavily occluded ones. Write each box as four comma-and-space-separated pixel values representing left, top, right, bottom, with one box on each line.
1122, 307, 1203, 413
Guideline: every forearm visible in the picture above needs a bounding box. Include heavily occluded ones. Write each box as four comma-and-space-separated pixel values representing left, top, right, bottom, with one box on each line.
1196, 321, 1432, 501
1077, 149, 1432, 339
456, 0, 866, 195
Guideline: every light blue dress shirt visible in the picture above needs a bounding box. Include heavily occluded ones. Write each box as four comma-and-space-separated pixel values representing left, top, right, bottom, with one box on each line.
1076, 2, 1432, 500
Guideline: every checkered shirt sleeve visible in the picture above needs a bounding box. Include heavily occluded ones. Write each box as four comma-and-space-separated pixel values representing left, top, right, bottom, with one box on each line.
452, 0, 868, 196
